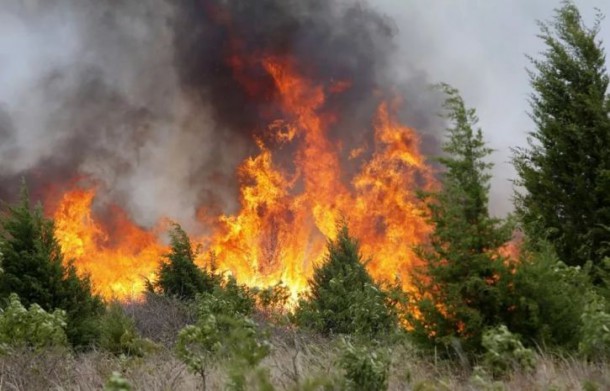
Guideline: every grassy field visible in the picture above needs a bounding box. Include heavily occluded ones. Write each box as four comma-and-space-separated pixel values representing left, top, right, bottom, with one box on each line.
1, 297, 607, 391
2, 339, 608, 390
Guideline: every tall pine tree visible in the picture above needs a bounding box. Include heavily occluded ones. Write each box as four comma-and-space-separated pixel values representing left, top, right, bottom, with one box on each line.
411, 85, 512, 352
0, 183, 104, 347
514, 2, 610, 270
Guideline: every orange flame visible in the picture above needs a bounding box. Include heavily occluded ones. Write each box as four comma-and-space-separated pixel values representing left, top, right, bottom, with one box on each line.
203, 57, 433, 300
53, 188, 166, 300
51, 56, 434, 302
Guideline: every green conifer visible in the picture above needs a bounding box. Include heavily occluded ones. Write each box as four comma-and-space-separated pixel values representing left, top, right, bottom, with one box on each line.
514, 2, 610, 271
411, 86, 512, 352
0, 182, 104, 347
295, 224, 395, 337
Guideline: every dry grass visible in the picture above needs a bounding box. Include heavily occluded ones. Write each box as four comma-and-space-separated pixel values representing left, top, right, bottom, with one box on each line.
122, 294, 197, 347
0, 305, 606, 391
0, 339, 608, 391
0, 347, 201, 391
386, 348, 610, 390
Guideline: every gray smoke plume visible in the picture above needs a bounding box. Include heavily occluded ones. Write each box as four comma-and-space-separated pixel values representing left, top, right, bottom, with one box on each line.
0, 0, 443, 230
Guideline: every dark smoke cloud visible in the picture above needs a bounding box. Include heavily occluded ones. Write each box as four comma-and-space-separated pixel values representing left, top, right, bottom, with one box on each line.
173, 0, 398, 135
171, 0, 444, 175
0, 0, 443, 228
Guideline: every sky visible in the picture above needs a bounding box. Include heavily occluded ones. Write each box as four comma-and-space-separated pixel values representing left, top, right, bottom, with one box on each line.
375, 0, 610, 215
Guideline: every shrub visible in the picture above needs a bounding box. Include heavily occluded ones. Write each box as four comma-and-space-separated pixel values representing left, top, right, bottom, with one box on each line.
468, 366, 506, 391
579, 294, 610, 360
0, 184, 104, 347
176, 293, 269, 391
294, 224, 396, 337
223, 317, 272, 391
0, 293, 67, 351
99, 302, 157, 356
104, 371, 132, 391
255, 282, 291, 313
505, 242, 590, 349
339, 339, 390, 391
210, 275, 256, 316
481, 325, 536, 377
149, 224, 221, 301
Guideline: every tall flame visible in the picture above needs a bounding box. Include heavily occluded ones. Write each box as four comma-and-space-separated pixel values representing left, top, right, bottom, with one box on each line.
51, 56, 434, 301
53, 188, 166, 300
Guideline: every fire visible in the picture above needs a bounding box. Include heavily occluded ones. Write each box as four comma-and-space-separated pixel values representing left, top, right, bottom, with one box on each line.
50, 54, 434, 302
203, 56, 433, 300
53, 188, 166, 300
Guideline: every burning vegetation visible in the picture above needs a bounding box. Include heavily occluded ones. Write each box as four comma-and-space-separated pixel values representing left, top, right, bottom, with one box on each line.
50, 51, 433, 301
2, 2, 610, 388
5, 0, 439, 301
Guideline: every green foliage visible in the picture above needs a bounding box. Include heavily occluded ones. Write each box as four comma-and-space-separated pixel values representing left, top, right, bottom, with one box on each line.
150, 224, 221, 301
505, 242, 589, 349
176, 324, 217, 382
513, 2, 610, 272
0, 293, 67, 351
0, 183, 104, 347
293, 376, 341, 391
579, 294, 610, 359
410, 86, 512, 353
594, 256, 610, 299
468, 366, 507, 391
104, 371, 132, 391
183, 275, 254, 319
176, 293, 269, 391
255, 282, 291, 313
481, 325, 536, 377
172, 262, 256, 388
99, 302, 157, 357
583, 379, 601, 391
211, 275, 256, 316
224, 320, 272, 391
339, 339, 390, 391
294, 224, 396, 337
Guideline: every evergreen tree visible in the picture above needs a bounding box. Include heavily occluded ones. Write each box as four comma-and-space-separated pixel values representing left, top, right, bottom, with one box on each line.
514, 2, 610, 270
0, 183, 104, 347
294, 224, 396, 337
411, 85, 512, 352
150, 224, 218, 300
505, 242, 589, 350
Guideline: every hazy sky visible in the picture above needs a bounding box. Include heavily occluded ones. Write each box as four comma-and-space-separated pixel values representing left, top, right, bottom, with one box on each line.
375, 0, 610, 216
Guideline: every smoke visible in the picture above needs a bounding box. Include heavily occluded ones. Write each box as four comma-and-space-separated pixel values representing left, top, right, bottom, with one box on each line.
0, 0, 444, 229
